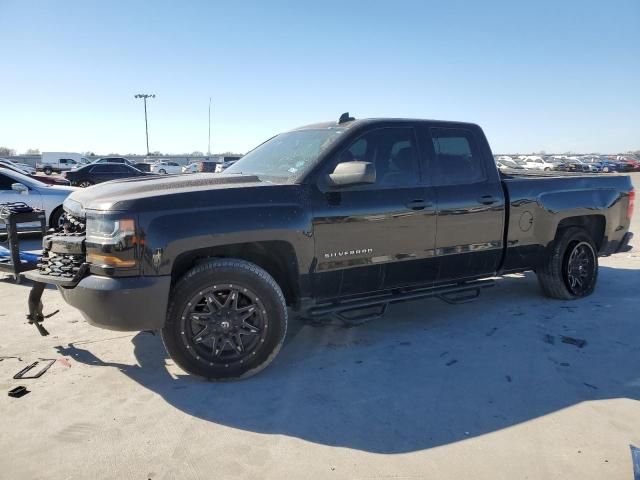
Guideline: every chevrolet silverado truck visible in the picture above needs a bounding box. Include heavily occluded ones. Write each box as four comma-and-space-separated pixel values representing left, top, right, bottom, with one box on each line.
25, 114, 635, 380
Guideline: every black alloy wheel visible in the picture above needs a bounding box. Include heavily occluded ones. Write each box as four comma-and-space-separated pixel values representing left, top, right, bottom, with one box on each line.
162, 258, 288, 380
180, 285, 267, 366
563, 241, 596, 296
537, 227, 599, 300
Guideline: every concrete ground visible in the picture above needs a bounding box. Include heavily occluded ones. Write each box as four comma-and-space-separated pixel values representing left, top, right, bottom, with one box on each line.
1, 175, 639, 480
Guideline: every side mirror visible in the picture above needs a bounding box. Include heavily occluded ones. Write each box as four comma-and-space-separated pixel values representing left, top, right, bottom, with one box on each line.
11, 183, 29, 194
327, 161, 376, 187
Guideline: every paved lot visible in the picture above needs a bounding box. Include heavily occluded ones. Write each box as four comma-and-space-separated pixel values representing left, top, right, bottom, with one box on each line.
1, 174, 639, 479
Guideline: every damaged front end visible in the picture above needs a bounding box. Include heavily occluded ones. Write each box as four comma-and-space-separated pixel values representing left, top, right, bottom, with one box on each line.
24, 213, 88, 335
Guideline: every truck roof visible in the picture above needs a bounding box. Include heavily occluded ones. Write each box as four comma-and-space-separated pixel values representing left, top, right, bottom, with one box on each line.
292, 117, 480, 132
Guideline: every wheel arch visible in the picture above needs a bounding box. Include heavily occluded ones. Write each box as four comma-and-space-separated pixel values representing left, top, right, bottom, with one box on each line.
170, 241, 301, 307
49, 205, 64, 228
556, 214, 606, 251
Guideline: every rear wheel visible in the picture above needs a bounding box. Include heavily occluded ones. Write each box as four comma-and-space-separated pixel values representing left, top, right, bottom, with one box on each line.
162, 259, 288, 380
43, 166, 53, 175
537, 227, 598, 300
78, 180, 93, 188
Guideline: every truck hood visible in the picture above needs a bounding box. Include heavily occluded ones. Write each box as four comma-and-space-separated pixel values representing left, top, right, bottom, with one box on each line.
63, 173, 264, 216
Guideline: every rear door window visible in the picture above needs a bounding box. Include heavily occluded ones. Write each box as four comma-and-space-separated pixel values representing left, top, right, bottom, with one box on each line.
430, 128, 485, 185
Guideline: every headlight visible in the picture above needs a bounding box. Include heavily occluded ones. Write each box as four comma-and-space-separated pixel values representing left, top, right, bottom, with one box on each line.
86, 213, 139, 270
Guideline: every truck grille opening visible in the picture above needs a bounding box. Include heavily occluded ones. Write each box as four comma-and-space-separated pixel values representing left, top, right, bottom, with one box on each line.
36, 213, 87, 280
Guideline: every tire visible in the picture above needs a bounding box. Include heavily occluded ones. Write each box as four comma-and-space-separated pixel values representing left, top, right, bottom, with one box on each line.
159, 169, 166, 174
43, 166, 53, 175
537, 227, 598, 300
78, 180, 93, 188
162, 258, 288, 380
49, 207, 65, 229
544, 167, 551, 171
603, 166, 609, 173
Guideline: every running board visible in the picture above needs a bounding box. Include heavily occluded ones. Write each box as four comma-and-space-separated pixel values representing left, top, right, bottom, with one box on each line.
307, 279, 495, 318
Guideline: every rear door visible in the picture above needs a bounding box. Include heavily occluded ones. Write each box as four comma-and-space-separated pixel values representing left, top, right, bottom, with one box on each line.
310, 125, 438, 299
424, 126, 505, 282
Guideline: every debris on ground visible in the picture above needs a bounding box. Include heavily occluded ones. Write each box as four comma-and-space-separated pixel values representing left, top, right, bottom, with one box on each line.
0, 356, 22, 362
13, 359, 56, 379
8, 386, 29, 398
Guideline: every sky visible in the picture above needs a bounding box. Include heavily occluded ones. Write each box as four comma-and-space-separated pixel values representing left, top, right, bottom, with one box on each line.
0, 0, 638, 155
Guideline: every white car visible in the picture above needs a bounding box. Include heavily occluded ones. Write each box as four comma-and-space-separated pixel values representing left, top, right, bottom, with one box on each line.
151, 161, 182, 175
521, 156, 555, 171
182, 162, 200, 173
0, 158, 36, 175
0, 167, 77, 229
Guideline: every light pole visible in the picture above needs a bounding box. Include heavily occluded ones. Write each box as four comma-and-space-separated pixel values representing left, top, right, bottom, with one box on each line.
134, 94, 155, 155
208, 97, 212, 156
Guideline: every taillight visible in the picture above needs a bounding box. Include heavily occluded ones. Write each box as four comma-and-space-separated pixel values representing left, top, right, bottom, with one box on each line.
628, 189, 635, 220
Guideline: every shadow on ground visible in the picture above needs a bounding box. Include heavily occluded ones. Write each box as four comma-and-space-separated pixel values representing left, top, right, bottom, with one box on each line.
55, 266, 640, 454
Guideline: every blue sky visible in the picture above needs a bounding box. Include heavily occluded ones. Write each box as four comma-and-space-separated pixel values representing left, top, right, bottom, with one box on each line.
0, 0, 638, 155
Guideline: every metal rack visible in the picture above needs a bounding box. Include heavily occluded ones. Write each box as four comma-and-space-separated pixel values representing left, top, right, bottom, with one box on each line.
0, 202, 46, 282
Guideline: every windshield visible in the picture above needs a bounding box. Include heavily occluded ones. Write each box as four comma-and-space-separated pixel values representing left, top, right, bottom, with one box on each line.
225, 128, 346, 181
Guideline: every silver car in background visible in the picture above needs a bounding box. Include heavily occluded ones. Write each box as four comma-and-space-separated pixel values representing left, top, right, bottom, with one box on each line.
0, 167, 77, 229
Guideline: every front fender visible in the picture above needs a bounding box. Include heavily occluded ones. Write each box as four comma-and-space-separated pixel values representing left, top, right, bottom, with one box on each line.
139, 203, 314, 277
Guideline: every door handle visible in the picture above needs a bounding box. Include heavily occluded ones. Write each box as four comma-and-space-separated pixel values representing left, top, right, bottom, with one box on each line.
406, 199, 433, 210
479, 195, 497, 205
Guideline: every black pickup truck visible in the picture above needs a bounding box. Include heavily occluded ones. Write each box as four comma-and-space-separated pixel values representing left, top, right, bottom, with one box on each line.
25, 115, 635, 380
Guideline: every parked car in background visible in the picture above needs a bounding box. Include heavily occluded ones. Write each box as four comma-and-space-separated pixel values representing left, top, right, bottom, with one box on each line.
598, 159, 622, 173
0, 162, 70, 185
557, 159, 591, 173
0, 158, 37, 175
182, 162, 200, 173
39, 152, 89, 175
64, 163, 152, 187
214, 158, 240, 173
618, 158, 640, 172
198, 160, 221, 173
0, 167, 77, 228
151, 161, 182, 175
496, 159, 524, 171
521, 156, 555, 171
134, 162, 152, 172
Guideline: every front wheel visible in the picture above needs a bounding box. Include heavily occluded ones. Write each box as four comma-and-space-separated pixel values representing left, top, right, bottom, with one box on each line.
78, 180, 93, 188
49, 207, 66, 229
158, 169, 167, 174
162, 259, 288, 380
537, 227, 598, 300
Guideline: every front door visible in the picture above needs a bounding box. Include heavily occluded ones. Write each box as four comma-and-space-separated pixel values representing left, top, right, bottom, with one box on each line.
310, 125, 438, 299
